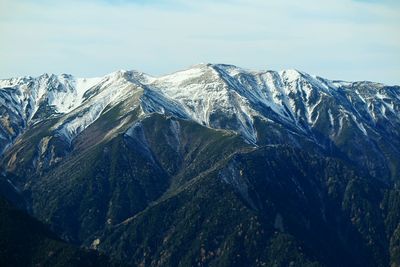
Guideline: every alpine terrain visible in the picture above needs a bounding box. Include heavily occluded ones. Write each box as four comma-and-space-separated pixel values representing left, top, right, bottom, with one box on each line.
1, 63, 400, 267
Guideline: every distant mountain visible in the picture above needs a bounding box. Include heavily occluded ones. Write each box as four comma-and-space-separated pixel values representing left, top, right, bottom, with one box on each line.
1, 64, 400, 266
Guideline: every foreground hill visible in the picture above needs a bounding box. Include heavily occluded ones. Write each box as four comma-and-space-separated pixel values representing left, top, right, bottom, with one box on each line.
0, 197, 122, 267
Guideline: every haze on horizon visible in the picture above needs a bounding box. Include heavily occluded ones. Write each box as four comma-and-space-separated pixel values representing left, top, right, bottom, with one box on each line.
0, 0, 399, 85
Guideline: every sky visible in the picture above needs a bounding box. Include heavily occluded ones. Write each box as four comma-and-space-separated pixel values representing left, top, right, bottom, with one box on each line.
0, 0, 399, 84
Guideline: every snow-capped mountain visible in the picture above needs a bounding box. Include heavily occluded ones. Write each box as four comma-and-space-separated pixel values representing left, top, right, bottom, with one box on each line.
1, 64, 400, 179
2, 64, 400, 267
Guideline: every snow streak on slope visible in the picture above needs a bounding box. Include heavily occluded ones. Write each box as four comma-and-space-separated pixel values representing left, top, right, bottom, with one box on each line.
0, 74, 102, 122
54, 71, 144, 143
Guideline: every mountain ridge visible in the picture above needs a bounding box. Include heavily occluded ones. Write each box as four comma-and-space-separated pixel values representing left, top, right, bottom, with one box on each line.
1, 63, 399, 181
1, 63, 397, 140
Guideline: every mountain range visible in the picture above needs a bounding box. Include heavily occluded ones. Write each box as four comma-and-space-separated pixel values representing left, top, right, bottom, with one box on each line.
1, 63, 400, 267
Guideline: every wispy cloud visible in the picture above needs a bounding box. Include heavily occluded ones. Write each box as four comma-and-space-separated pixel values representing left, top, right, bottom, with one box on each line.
0, 0, 399, 84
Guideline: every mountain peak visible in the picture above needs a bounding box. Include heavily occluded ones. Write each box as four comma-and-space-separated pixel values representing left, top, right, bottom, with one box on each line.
279, 69, 303, 82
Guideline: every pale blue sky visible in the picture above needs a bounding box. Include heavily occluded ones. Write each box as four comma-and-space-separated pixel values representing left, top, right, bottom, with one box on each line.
0, 0, 399, 84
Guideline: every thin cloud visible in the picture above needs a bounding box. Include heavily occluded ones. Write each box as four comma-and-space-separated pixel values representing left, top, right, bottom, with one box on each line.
0, 0, 399, 84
